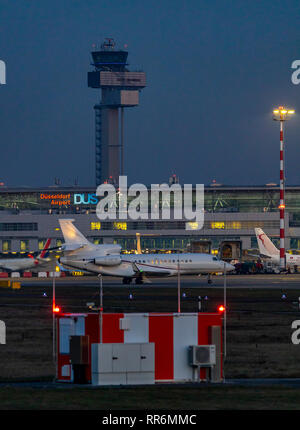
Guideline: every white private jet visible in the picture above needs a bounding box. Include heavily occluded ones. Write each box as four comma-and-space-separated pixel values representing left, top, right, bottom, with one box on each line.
58, 219, 235, 284
255, 228, 300, 272
0, 239, 52, 273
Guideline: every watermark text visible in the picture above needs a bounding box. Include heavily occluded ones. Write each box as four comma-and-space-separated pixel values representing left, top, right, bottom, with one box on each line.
0, 60, 6, 85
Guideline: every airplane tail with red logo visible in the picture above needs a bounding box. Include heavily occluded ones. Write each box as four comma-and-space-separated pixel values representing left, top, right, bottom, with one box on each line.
38, 239, 52, 259
254, 228, 279, 258
26, 239, 51, 265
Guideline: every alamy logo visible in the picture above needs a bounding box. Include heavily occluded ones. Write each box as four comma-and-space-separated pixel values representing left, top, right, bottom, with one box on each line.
0, 60, 6, 85
0, 320, 6, 344
291, 60, 300, 85
291, 320, 300, 344
95, 176, 204, 229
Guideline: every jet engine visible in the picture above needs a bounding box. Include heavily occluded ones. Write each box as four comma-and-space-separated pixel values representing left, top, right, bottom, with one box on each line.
94, 256, 121, 266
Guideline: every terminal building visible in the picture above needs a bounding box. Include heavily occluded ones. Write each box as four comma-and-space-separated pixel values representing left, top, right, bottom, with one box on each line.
0, 183, 299, 258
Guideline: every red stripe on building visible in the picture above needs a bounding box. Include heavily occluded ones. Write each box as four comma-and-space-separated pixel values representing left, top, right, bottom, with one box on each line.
149, 314, 174, 381
85, 314, 100, 344
103, 313, 124, 343
57, 354, 72, 381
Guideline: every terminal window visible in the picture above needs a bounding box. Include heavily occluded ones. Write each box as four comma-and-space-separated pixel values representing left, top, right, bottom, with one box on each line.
211, 222, 225, 229
56, 239, 62, 248
186, 222, 199, 230
290, 238, 300, 249
38, 239, 47, 250
0, 223, 38, 231
20, 240, 29, 252
2, 240, 11, 252
91, 222, 101, 230
113, 222, 127, 231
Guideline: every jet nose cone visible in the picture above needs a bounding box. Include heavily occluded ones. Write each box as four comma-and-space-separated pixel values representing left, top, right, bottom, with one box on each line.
225, 262, 235, 272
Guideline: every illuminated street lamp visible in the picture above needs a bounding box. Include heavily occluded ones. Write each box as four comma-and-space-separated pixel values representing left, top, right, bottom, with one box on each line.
273, 106, 295, 271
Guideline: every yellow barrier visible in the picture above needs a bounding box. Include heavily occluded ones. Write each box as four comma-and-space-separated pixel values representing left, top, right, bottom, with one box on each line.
12, 281, 21, 290
0, 280, 11, 288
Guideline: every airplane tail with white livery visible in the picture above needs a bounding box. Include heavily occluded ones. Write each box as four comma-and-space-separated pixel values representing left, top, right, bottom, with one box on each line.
59, 219, 90, 251
254, 228, 279, 259
58, 219, 121, 255
255, 227, 300, 271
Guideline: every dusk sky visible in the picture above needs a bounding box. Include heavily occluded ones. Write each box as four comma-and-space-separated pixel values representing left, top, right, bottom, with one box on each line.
0, 0, 300, 187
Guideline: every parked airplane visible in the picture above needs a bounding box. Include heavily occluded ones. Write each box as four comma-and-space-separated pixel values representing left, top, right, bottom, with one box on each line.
0, 239, 52, 273
58, 219, 235, 284
255, 228, 300, 272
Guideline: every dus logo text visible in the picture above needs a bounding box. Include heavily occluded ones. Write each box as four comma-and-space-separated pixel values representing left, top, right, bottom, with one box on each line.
74, 194, 98, 205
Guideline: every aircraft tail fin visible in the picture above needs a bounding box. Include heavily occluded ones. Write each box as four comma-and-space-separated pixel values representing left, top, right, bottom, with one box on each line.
59, 219, 90, 250
38, 238, 51, 259
255, 228, 279, 257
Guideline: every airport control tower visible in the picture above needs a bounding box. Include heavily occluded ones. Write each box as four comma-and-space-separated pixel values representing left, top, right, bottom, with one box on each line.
88, 38, 146, 186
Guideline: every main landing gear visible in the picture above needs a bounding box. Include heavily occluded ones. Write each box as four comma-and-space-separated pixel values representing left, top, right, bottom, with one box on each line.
122, 274, 144, 285
135, 274, 144, 285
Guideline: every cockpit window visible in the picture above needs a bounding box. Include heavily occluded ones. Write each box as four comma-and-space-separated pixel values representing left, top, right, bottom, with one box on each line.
212, 256, 218, 261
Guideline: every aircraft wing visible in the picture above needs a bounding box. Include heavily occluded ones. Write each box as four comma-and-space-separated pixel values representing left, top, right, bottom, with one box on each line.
130, 261, 176, 277
0, 265, 13, 272
60, 243, 88, 252
0, 262, 32, 272
247, 253, 272, 259
257, 254, 272, 259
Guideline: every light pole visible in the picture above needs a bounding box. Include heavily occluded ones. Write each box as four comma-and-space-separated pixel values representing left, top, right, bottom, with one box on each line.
98, 274, 103, 343
273, 106, 295, 271
177, 255, 181, 313
52, 267, 56, 364
52, 261, 60, 369
223, 262, 227, 359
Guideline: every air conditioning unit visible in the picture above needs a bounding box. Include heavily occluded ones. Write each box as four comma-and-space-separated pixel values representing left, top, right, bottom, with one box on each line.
188, 345, 216, 367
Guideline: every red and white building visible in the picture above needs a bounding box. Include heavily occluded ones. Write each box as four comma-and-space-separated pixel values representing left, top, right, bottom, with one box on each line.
56, 311, 223, 384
